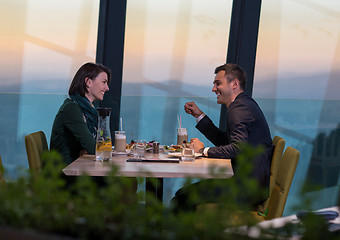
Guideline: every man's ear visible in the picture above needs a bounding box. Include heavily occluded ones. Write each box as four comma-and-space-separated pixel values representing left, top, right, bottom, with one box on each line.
232, 79, 240, 89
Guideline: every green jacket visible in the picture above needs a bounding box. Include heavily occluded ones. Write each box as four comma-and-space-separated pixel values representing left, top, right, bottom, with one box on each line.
50, 98, 96, 165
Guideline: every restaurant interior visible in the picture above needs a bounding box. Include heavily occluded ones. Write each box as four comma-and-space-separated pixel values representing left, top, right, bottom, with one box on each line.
0, 0, 339, 230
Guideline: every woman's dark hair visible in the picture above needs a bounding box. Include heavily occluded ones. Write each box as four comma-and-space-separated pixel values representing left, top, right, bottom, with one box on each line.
69, 62, 111, 97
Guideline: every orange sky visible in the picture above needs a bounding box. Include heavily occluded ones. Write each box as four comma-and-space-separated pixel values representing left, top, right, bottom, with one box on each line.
0, 0, 98, 87
0, 0, 339, 99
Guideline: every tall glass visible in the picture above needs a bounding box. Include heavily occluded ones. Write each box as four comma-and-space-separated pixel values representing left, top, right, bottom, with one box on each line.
114, 131, 126, 152
96, 108, 112, 161
177, 128, 188, 145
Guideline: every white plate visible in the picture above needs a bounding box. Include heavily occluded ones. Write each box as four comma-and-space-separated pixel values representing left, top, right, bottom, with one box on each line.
168, 152, 202, 158
112, 149, 131, 156
146, 147, 153, 151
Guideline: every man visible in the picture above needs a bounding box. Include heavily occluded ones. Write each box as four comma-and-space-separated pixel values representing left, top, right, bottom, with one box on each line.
171, 63, 273, 212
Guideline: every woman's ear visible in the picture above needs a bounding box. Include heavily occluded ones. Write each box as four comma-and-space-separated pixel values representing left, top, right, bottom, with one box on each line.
85, 77, 92, 88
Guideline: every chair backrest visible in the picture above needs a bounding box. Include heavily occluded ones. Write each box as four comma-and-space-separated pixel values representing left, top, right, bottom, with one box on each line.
272, 135, 281, 146
269, 137, 286, 195
25, 131, 48, 175
265, 146, 300, 220
258, 136, 286, 213
0, 154, 5, 185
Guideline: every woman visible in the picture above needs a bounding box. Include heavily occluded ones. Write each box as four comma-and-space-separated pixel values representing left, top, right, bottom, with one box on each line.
50, 62, 111, 165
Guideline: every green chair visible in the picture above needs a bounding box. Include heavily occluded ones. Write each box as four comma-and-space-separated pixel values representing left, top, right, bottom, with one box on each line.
257, 136, 286, 215
25, 131, 48, 176
196, 138, 288, 225
254, 146, 300, 220
272, 135, 282, 146
196, 143, 299, 225
0, 154, 5, 185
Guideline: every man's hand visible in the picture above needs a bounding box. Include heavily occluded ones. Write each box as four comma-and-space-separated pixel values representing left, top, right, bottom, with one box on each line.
184, 102, 203, 118
190, 138, 204, 153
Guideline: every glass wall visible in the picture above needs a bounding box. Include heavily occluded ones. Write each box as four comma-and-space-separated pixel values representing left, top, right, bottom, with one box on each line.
121, 0, 233, 204
253, 0, 340, 215
0, 0, 99, 179
122, 0, 232, 145
3, 0, 337, 215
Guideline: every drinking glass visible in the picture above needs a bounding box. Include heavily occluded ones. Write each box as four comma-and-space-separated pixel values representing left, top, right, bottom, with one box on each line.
114, 131, 126, 152
152, 142, 160, 154
134, 140, 146, 158
181, 146, 195, 161
177, 128, 188, 145
96, 108, 112, 161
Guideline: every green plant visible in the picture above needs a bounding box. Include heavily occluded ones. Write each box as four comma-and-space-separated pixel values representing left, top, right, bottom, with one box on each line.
0, 147, 337, 239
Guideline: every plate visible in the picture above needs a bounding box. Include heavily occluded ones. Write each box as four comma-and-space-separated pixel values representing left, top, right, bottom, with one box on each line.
146, 147, 153, 151
168, 152, 202, 158
168, 149, 182, 153
112, 149, 130, 156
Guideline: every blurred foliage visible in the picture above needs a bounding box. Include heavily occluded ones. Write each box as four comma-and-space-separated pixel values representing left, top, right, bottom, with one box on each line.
0, 147, 338, 239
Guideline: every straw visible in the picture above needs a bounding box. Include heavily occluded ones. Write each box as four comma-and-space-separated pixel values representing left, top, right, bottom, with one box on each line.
120, 117, 123, 131
177, 115, 181, 129
180, 115, 182, 129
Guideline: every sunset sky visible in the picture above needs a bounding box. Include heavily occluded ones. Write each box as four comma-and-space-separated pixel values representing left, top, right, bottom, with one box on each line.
0, 0, 99, 92
254, 0, 340, 100
123, 0, 232, 90
0, 0, 339, 99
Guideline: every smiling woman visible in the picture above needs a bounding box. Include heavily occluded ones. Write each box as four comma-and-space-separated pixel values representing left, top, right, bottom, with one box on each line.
85, 72, 110, 102
50, 62, 111, 165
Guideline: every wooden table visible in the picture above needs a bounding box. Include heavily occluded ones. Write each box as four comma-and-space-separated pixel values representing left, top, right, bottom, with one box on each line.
62, 153, 233, 179
62, 153, 233, 201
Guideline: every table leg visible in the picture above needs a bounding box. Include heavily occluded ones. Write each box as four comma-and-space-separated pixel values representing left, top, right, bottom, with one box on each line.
146, 178, 163, 202
145, 178, 164, 231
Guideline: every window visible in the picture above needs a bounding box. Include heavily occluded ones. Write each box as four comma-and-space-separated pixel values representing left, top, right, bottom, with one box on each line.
121, 0, 232, 146
0, 0, 99, 178
254, 0, 340, 214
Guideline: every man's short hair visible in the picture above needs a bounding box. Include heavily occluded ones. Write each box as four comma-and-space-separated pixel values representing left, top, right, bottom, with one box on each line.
214, 63, 247, 90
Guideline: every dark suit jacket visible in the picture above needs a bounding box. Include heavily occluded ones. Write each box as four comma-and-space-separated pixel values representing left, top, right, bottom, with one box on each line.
196, 92, 274, 189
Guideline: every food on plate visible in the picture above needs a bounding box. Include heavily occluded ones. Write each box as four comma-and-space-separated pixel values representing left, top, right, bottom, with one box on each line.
126, 140, 153, 150
146, 143, 152, 151
168, 145, 182, 152
126, 140, 134, 150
